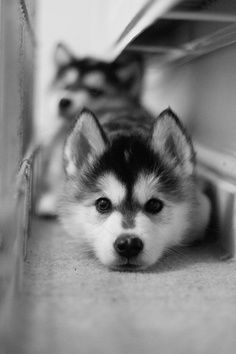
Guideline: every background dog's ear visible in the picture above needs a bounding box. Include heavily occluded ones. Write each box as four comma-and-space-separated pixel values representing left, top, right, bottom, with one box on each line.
54, 43, 73, 67
114, 52, 143, 98
64, 109, 108, 177
150, 108, 195, 174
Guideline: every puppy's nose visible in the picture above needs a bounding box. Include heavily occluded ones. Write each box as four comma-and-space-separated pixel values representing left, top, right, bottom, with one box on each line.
114, 234, 143, 258
59, 98, 71, 110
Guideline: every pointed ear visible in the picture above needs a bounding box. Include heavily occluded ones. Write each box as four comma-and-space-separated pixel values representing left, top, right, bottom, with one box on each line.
150, 108, 195, 174
54, 43, 73, 67
64, 109, 108, 177
115, 53, 143, 97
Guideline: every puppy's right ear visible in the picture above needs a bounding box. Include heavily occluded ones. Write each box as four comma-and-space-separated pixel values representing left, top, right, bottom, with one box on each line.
54, 43, 73, 67
64, 109, 108, 177
150, 108, 195, 175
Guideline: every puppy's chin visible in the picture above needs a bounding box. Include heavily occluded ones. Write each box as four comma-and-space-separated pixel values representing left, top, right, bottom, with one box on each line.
109, 263, 149, 272
98, 254, 156, 272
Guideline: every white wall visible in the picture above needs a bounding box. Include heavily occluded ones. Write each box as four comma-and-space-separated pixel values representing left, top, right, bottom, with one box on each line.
143, 44, 236, 155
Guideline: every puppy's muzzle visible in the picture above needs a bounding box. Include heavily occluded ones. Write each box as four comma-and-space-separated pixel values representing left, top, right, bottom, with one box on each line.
59, 98, 72, 111
114, 234, 143, 258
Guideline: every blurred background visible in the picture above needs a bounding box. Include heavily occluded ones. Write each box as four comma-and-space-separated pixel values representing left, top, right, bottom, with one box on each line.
34, 0, 236, 155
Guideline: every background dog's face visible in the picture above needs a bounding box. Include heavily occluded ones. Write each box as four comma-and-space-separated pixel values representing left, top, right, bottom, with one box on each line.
59, 109, 196, 270
51, 43, 143, 122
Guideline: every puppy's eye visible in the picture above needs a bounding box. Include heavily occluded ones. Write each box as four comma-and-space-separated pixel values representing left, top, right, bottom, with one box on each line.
95, 198, 112, 213
144, 198, 163, 214
89, 88, 104, 98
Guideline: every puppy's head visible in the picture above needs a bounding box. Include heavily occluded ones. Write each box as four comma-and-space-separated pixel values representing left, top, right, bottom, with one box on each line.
51, 43, 143, 122
59, 108, 196, 270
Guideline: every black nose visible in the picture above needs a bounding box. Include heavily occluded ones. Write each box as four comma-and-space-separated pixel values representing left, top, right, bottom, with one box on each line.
59, 98, 71, 110
114, 234, 143, 258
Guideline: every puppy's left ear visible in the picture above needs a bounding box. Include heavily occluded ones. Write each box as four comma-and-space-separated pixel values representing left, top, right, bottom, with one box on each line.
54, 43, 73, 67
64, 109, 108, 177
150, 108, 195, 175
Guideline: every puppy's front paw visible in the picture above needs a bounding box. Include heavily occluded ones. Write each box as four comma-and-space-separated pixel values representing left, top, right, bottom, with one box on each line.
35, 193, 58, 218
189, 191, 211, 244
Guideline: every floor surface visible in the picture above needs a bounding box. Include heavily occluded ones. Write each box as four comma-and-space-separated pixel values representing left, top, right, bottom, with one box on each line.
9, 218, 236, 354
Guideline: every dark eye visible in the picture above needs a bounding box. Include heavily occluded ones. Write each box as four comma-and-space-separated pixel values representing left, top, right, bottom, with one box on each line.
144, 198, 163, 214
95, 198, 112, 213
89, 88, 104, 98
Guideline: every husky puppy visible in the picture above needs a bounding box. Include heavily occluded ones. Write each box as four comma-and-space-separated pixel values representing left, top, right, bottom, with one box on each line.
48, 43, 143, 125
36, 43, 144, 216
59, 108, 210, 270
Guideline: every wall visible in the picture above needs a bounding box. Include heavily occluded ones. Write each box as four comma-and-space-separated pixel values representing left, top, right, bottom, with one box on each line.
0, 0, 35, 199
143, 43, 236, 156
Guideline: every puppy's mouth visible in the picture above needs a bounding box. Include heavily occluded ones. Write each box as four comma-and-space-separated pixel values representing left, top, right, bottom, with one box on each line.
110, 259, 146, 272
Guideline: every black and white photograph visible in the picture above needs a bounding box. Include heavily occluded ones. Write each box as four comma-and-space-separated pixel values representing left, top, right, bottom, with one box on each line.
0, 0, 236, 353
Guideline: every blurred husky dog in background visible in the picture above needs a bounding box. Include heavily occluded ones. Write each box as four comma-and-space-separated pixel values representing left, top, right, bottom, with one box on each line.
36, 43, 145, 216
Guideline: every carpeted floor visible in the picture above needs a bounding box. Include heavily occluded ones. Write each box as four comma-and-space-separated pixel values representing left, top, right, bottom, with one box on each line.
12, 218, 236, 354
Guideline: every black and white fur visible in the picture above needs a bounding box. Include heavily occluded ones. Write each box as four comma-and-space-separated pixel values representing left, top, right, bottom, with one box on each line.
48, 42, 143, 124
36, 43, 144, 216
36, 44, 210, 270
59, 108, 210, 270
